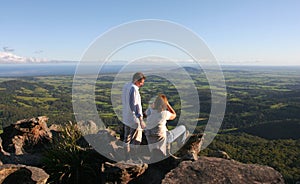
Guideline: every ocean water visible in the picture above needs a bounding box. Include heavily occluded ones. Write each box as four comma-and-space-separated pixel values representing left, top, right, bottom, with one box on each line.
0, 63, 185, 77
0, 64, 123, 77
1, 64, 299, 77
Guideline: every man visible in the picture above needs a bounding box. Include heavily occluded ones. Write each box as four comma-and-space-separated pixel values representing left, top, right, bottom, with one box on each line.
122, 72, 146, 160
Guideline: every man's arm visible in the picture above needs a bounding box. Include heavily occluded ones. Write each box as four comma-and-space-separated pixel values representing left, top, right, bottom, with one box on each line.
129, 87, 142, 118
129, 87, 146, 129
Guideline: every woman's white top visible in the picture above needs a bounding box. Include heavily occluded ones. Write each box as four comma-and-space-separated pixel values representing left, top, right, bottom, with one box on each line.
145, 108, 172, 155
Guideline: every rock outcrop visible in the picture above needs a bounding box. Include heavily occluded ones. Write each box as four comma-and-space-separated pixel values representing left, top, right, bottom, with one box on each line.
0, 117, 286, 183
77, 120, 99, 135
117, 133, 206, 184
162, 156, 284, 184
0, 116, 52, 155
0, 116, 55, 167
174, 133, 205, 160
0, 116, 62, 184
0, 164, 49, 184
93, 131, 284, 184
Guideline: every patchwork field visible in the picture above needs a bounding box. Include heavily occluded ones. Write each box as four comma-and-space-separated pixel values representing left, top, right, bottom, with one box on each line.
0, 66, 299, 182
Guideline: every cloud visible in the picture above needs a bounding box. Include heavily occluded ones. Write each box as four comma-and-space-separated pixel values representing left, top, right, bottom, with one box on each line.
3, 47, 15, 52
34, 50, 44, 54
0, 51, 49, 63
219, 60, 263, 65
0, 52, 77, 64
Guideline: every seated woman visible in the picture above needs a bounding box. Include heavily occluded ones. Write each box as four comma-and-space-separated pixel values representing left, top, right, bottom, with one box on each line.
144, 94, 187, 157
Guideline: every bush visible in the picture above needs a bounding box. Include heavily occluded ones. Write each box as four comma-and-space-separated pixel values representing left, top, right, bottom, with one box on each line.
42, 122, 102, 184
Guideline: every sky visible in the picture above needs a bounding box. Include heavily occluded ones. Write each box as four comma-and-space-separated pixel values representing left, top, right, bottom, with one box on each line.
1, 0, 300, 65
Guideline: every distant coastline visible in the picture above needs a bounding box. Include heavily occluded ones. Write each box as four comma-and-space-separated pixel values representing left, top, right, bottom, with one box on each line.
0, 63, 121, 77
0, 63, 299, 77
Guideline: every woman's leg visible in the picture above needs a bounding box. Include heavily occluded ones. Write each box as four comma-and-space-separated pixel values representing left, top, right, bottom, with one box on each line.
167, 125, 187, 144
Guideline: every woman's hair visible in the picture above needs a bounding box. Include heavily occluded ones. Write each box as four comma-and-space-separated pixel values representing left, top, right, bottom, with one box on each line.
153, 94, 168, 112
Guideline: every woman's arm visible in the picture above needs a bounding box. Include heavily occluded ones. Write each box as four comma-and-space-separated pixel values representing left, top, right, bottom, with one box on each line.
166, 102, 176, 120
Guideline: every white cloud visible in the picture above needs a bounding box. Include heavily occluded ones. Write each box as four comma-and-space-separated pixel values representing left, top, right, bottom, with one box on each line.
0, 51, 49, 63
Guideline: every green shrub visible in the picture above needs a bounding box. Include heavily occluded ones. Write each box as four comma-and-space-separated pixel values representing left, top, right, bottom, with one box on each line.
42, 122, 101, 184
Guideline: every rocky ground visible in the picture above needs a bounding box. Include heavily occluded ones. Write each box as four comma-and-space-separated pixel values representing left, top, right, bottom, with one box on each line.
0, 116, 285, 183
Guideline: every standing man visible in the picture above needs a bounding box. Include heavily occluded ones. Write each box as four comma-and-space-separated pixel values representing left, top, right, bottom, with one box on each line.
122, 72, 146, 160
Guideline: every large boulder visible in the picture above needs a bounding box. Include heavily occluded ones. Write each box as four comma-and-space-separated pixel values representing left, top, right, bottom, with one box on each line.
0, 164, 49, 184
0, 116, 52, 155
162, 156, 284, 184
78, 128, 124, 160
76, 120, 98, 135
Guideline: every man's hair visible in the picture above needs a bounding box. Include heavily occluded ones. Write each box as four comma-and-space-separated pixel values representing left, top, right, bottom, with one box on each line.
132, 72, 146, 83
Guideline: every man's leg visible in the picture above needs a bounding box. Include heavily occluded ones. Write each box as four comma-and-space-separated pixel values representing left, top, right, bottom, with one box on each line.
130, 127, 144, 162
123, 125, 136, 161
130, 123, 142, 145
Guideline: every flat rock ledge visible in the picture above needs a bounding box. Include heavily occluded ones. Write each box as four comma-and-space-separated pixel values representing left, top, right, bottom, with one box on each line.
0, 164, 49, 184
162, 156, 284, 184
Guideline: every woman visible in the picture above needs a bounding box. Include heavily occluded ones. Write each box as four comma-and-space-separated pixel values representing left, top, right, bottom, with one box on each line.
145, 94, 187, 156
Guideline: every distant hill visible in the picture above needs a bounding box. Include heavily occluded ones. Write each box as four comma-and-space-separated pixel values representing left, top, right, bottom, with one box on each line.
172, 66, 203, 74
235, 120, 300, 140
182, 66, 202, 73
